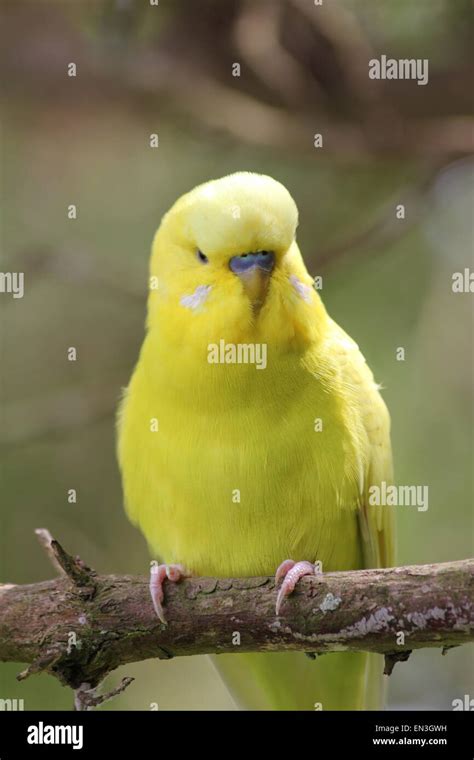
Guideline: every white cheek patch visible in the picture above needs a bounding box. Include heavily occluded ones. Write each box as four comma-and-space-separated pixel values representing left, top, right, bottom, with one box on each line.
180, 284, 212, 312
289, 274, 312, 303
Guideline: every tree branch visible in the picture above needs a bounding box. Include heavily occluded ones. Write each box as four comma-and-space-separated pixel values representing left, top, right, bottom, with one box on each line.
0, 534, 472, 691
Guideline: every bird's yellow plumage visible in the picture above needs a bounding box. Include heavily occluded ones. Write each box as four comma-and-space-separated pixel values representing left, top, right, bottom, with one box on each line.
117, 172, 395, 710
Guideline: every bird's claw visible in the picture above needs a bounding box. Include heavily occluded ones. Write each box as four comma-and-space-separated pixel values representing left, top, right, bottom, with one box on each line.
275, 559, 321, 615
149, 561, 189, 624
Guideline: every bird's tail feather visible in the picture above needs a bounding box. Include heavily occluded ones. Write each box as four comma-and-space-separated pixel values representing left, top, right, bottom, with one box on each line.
211, 650, 383, 710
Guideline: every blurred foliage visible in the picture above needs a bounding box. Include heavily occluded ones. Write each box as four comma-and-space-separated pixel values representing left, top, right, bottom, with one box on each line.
0, 0, 472, 710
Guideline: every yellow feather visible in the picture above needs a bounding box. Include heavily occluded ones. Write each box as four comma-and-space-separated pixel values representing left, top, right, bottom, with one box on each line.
117, 172, 395, 709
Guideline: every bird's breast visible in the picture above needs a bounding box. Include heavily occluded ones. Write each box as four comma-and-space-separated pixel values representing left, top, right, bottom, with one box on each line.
118, 341, 365, 577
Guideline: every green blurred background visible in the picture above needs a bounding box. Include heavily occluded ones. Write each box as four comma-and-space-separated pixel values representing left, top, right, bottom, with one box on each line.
0, 0, 472, 710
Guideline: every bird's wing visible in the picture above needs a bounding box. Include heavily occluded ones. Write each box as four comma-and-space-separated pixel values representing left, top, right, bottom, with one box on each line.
327, 320, 395, 709
329, 319, 396, 570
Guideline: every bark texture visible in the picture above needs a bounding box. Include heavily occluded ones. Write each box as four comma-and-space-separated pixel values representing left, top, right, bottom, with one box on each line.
0, 535, 472, 690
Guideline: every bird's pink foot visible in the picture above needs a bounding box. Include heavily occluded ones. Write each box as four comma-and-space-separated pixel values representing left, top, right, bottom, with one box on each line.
275, 559, 321, 615
149, 561, 189, 624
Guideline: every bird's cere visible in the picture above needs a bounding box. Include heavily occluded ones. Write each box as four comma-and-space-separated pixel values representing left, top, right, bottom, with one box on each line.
289, 274, 312, 303
229, 250, 275, 275
180, 284, 212, 311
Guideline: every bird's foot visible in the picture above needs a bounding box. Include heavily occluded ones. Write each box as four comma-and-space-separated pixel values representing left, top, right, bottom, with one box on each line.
149, 561, 189, 624
275, 559, 321, 615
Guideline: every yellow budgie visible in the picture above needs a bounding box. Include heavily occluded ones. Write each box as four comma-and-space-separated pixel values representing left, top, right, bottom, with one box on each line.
117, 172, 395, 710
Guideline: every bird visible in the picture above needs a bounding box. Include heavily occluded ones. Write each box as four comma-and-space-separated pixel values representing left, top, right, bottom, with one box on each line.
117, 171, 395, 710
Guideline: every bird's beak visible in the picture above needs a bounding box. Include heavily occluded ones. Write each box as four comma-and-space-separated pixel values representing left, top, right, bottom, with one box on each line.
229, 251, 275, 313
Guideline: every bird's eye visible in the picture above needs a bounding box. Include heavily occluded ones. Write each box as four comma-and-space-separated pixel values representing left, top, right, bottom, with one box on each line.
197, 250, 208, 264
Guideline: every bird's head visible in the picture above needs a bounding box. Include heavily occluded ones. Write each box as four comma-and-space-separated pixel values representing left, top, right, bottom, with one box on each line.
147, 172, 326, 351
